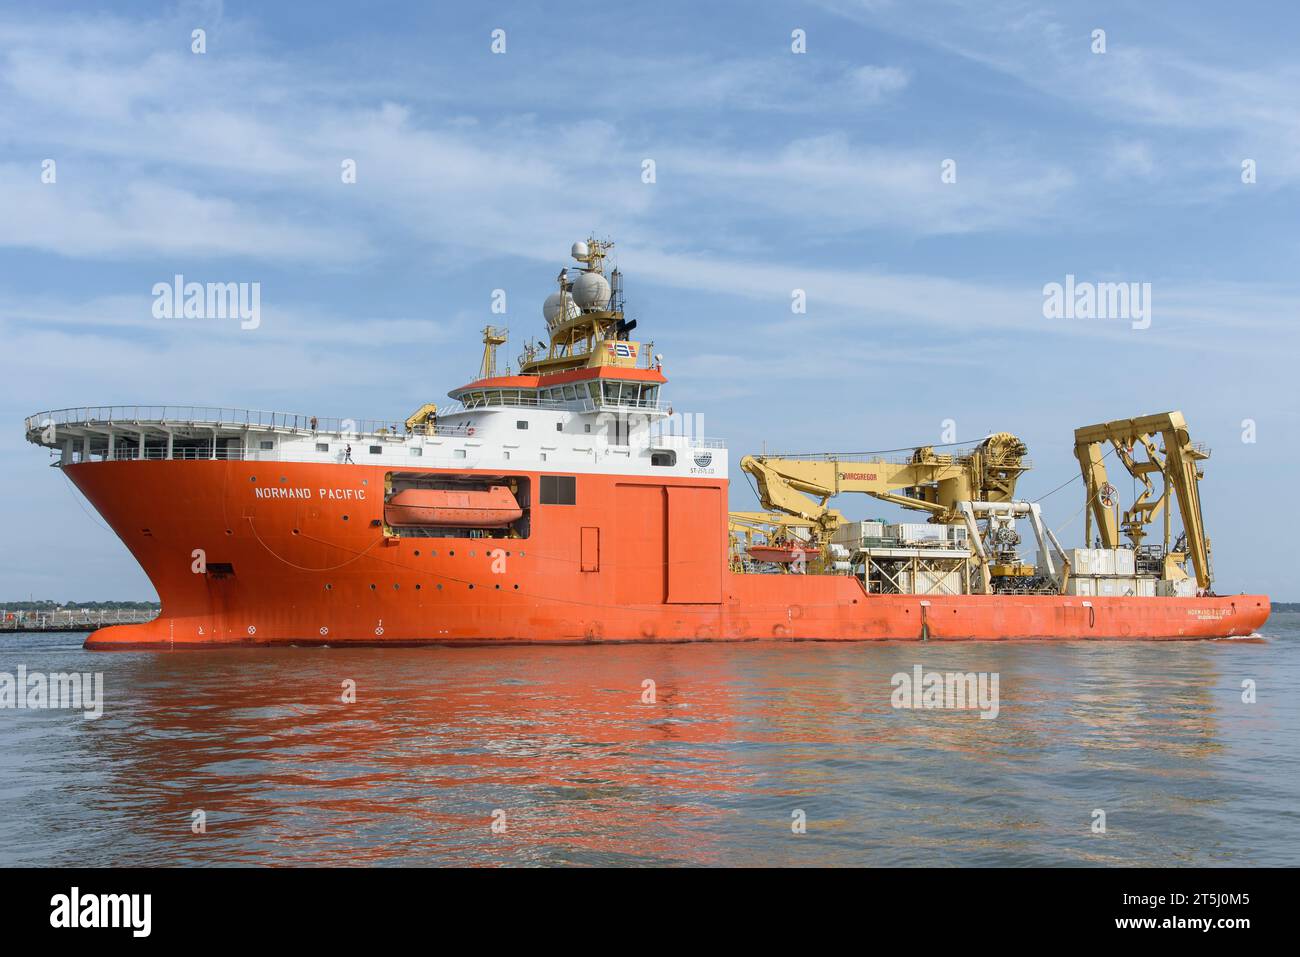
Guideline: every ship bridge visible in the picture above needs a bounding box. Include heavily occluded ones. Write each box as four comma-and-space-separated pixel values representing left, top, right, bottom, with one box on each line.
24, 238, 725, 479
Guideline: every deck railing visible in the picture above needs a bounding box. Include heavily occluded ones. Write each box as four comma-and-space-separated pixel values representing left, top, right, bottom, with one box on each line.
25, 406, 395, 436
1, 608, 159, 631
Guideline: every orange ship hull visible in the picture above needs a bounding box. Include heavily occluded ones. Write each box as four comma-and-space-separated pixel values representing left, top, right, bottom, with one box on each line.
66, 460, 1270, 649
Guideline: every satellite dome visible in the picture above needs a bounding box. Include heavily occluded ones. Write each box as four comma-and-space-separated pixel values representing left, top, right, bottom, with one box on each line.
571, 271, 611, 310
543, 291, 580, 325
571, 241, 589, 260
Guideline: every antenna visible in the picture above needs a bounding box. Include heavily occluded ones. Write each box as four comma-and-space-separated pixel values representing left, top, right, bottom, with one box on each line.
479, 325, 509, 379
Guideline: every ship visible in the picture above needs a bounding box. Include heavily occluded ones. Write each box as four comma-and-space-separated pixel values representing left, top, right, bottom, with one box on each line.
24, 239, 1269, 648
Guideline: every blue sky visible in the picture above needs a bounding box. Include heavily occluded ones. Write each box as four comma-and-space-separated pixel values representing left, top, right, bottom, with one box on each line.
1, 0, 1297, 599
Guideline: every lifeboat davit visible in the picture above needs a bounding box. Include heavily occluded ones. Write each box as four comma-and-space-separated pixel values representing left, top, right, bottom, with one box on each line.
385, 486, 522, 528
747, 543, 813, 564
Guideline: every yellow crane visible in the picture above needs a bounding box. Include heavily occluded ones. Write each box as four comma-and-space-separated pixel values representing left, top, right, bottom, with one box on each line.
1073, 411, 1212, 591
738, 433, 1030, 537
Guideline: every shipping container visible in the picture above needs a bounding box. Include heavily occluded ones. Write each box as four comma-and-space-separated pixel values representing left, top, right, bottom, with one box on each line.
1064, 547, 1135, 576
887, 522, 946, 544
895, 569, 965, 595
1157, 578, 1197, 598
831, 521, 886, 546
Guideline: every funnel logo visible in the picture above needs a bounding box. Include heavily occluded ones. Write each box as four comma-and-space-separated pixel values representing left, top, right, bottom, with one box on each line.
691, 450, 715, 475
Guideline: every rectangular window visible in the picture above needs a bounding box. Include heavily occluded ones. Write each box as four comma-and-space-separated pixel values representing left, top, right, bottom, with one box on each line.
454, 449, 467, 459
316, 443, 329, 452
555, 422, 563, 432
410, 447, 423, 457
259, 440, 274, 450
369, 445, 382, 455
584, 424, 592, 433
516, 420, 528, 430
540, 475, 576, 505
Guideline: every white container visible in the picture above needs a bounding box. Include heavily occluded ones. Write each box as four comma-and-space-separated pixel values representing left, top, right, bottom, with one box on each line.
915, 569, 963, 595
1157, 578, 1197, 598
888, 522, 945, 544
833, 521, 886, 546
1066, 576, 1095, 596
1136, 577, 1156, 597
1113, 548, 1136, 575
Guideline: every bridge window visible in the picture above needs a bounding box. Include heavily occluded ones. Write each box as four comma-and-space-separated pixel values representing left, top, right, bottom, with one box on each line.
540, 475, 576, 505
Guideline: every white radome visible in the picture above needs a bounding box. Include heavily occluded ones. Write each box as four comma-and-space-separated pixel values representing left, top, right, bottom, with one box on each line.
571, 241, 589, 260
543, 292, 580, 324
571, 270, 611, 310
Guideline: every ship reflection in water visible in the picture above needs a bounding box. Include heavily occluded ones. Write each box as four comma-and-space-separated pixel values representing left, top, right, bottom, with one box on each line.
1, 618, 1297, 867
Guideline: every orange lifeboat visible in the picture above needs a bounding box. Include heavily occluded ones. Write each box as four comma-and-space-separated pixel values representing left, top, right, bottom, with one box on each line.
385, 486, 522, 528
747, 543, 812, 564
